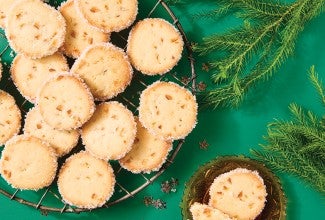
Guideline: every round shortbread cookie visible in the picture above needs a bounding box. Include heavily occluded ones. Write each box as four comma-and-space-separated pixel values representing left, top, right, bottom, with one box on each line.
0, 135, 58, 190
209, 168, 267, 220
58, 151, 116, 209
139, 81, 197, 141
190, 202, 235, 220
75, 0, 138, 33
82, 101, 136, 160
5, 0, 66, 59
38, 73, 95, 131
10, 53, 69, 103
0, 90, 21, 146
71, 43, 133, 101
0, 0, 15, 29
24, 107, 79, 157
127, 18, 184, 75
119, 117, 172, 174
59, 0, 110, 58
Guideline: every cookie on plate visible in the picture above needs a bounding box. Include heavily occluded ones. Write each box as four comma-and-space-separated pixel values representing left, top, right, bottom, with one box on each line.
127, 18, 184, 75
38, 73, 95, 131
24, 107, 79, 157
82, 101, 136, 160
0, 90, 21, 146
75, 0, 138, 33
58, 151, 116, 209
139, 81, 197, 141
59, 0, 109, 58
10, 53, 69, 103
119, 117, 172, 174
190, 202, 235, 220
209, 168, 267, 220
0, 0, 15, 29
0, 135, 57, 190
5, 0, 66, 58
71, 43, 133, 101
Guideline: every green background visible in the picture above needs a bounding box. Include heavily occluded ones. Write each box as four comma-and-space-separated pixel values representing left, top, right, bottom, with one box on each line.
1, 0, 324, 219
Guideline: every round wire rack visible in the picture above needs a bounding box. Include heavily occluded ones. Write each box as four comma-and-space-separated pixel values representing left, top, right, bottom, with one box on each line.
0, 0, 196, 214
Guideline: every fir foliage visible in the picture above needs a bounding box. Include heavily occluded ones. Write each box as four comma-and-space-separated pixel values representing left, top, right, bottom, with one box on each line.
165, 0, 184, 5
251, 66, 325, 194
193, 0, 325, 108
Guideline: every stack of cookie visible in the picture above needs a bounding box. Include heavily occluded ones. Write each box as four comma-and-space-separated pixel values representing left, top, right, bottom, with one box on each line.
0, 0, 198, 209
190, 168, 267, 220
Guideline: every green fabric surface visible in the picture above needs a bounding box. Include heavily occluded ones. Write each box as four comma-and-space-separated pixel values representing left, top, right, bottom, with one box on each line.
0, 0, 325, 219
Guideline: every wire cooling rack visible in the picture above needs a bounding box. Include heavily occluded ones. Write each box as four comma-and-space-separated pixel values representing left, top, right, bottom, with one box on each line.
0, 0, 196, 213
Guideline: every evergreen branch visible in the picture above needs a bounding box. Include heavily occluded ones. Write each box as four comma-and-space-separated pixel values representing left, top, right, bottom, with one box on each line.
193, 3, 233, 20
202, 23, 296, 107
195, 0, 325, 108
236, 0, 292, 21
202, 84, 239, 108
239, 0, 290, 15
240, 1, 303, 88
309, 65, 325, 107
194, 31, 251, 56
306, 110, 318, 127
218, 4, 295, 79
289, 103, 308, 125
251, 67, 325, 194
300, 0, 325, 22
269, 123, 325, 149
217, 0, 290, 13
242, 32, 294, 87
164, 0, 184, 5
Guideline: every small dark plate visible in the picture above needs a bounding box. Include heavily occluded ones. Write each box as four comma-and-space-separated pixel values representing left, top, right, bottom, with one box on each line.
181, 155, 286, 220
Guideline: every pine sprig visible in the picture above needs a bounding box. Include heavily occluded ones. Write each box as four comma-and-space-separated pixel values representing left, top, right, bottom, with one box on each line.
251, 66, 325, 194
165, 0, 185, 5
238, 0, 290, 17
193, 3, 233, 20
195, 0, 325, 108
309, 66, 325, 106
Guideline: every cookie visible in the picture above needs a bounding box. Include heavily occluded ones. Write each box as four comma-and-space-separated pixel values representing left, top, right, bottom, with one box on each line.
139, 81, 197, 141
82, 101, 136, 160
58, 151, 116, 209
38, 73, 95, 131
75, 0, 138, 33
127, 18, 184, 75
0, 135, 57, 190
119, 117, 172, 174
0, 90, 21, 146
209, 168, 267, 220
59, 0, 109, 58
24, 107, 79, 157
0, 0, 15, 29
10, 53, 69, 103
71, 43, 133, 101
5, 0, 66, 58
190, 202, 235, 220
